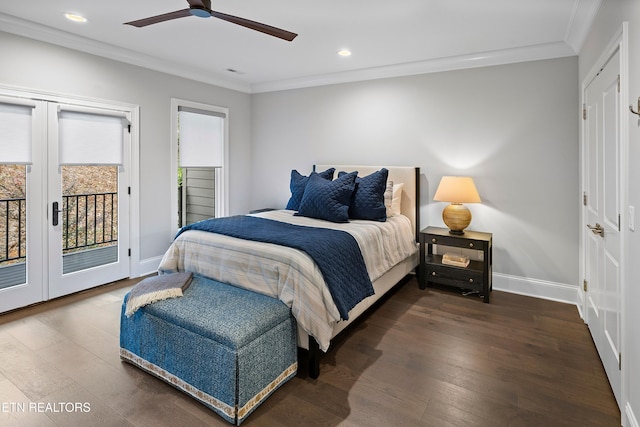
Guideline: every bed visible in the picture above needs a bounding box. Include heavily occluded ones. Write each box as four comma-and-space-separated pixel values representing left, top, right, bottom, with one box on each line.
158, 165, 420, 377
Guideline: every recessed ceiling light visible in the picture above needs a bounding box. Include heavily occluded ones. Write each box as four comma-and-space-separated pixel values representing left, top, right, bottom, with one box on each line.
337, 49, 352, 57
64, 12, 87, 23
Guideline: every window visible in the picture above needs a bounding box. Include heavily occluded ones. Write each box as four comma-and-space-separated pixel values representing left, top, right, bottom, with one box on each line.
171, 99, 228, 231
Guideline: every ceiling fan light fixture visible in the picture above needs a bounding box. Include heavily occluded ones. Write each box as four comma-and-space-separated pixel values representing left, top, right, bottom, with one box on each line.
189, 7, 211, 18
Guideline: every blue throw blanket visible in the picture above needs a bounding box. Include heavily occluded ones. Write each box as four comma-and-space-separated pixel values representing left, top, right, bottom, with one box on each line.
176, 216, 374, 320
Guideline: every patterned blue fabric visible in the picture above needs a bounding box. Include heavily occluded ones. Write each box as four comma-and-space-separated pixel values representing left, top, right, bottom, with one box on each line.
141, 276, 292, 347
340, 168, 388, 221
295, 170, 358, 223
285, 168, 335, 210
120, 276, 298, 425
177, 215, 373, 320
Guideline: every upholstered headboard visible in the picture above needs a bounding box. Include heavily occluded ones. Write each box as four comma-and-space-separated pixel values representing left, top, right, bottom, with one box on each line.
314, 165, 420, 241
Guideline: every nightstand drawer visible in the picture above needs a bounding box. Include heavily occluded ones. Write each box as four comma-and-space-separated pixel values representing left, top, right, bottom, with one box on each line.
426, 234, 485, 250
425, 264, 483, 291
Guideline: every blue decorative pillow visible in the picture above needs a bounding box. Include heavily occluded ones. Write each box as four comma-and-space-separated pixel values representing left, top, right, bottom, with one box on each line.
285, 168, 335, 210
339, 168, 389, 221
295, 171, 357, 223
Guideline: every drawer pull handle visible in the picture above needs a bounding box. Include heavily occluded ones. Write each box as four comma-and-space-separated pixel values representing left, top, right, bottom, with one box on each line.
469, 278, 474, 283
431, 272, 437, 276
469, 243, 474, 248
432, 238, 437, 243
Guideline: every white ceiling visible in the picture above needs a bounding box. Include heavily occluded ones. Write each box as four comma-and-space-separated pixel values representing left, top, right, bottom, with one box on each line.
0, 0, 601, 93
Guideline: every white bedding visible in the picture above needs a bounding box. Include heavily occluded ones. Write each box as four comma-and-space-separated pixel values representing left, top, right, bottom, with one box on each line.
158, 209, 418, 351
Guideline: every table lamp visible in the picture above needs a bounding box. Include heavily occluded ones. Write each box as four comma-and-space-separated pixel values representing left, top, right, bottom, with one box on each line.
433, 176, 481, 235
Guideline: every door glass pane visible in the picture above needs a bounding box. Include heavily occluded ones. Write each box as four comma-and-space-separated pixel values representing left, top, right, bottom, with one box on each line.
0, 165, 26, 289
61, 165, 118, 274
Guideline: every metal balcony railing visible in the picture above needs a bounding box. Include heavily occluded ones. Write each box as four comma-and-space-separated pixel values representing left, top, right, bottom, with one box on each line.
1, 198, 25, 263
0, 192, 118, 265
62, 192, 118, 252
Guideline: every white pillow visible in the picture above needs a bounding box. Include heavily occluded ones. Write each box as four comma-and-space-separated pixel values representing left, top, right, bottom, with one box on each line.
384, 180, 393, 214
385, 182, 403, 217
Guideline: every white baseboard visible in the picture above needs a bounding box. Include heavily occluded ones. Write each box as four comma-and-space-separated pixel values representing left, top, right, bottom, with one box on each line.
493, 273, 579, 305
575, 288, 586, 320
626, 402, 639, 427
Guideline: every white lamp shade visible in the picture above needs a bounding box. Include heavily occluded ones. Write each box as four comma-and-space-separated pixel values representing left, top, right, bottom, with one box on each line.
433, 176, 481, 203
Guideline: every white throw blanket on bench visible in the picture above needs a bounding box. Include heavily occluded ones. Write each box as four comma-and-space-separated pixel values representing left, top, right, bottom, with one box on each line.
125, 272, 193, 317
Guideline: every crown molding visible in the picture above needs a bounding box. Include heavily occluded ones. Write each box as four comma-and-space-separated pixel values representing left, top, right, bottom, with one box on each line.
564, 0, 603, 53
250, 42, 577, 93
0, 13, 251, 94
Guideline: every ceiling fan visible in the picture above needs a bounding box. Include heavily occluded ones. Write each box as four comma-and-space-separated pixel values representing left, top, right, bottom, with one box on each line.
124, 0, 297, 42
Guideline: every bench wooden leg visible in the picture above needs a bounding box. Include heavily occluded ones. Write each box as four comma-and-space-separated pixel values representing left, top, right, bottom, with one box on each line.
308, 337, 320, 379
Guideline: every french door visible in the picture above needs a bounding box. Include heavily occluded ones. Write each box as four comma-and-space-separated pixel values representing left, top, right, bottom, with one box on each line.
47, 103, 130, 299
583, 47, 622, 406
0, 93, 131, 311
0, 97, 46, 312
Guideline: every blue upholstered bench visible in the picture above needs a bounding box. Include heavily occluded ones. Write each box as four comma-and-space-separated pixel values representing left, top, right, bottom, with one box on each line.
120, 275, 298, 425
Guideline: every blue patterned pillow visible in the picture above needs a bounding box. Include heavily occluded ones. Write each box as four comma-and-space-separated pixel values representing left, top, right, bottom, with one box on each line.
285, 168, 335, 210
339, 168, 389, 221
296, 171, 357, 223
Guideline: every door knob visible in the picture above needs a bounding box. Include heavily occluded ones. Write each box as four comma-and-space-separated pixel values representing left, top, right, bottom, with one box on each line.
587, 223, 604, 237
52, 201, 63, 226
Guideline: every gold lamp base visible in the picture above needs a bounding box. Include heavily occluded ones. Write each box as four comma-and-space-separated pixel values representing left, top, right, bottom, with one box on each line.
442, 203, 472, 235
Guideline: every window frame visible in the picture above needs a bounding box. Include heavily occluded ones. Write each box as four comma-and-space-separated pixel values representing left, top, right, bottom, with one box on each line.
170, 98, 228, 235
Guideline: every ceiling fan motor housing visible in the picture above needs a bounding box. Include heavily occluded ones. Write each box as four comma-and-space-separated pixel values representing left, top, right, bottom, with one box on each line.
190, 7, 211, 18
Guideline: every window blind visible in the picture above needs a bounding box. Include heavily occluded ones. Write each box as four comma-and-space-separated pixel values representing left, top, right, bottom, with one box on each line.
178, 107, 224, 168
58, 109, 126, 166
0, 102, 34, 165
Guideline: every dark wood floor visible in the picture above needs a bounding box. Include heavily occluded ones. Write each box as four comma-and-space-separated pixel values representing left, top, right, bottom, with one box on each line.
0, 276, 620, 426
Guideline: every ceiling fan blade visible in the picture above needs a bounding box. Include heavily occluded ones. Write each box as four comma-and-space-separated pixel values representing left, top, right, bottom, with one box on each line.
124, 9, 192, 28
209, 10, 297, 41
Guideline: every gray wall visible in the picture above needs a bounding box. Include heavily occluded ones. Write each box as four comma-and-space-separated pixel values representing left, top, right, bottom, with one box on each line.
0, 31, 581, 291
251, 57, 579, 288
579, 0, 640, 422
0, 31, 252, 264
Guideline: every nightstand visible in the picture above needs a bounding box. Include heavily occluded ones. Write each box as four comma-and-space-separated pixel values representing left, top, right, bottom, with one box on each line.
419, 226, 492, 303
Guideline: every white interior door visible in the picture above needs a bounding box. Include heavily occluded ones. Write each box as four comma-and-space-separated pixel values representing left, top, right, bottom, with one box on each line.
47, 103, 130, 299
583, 48, 622, 406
